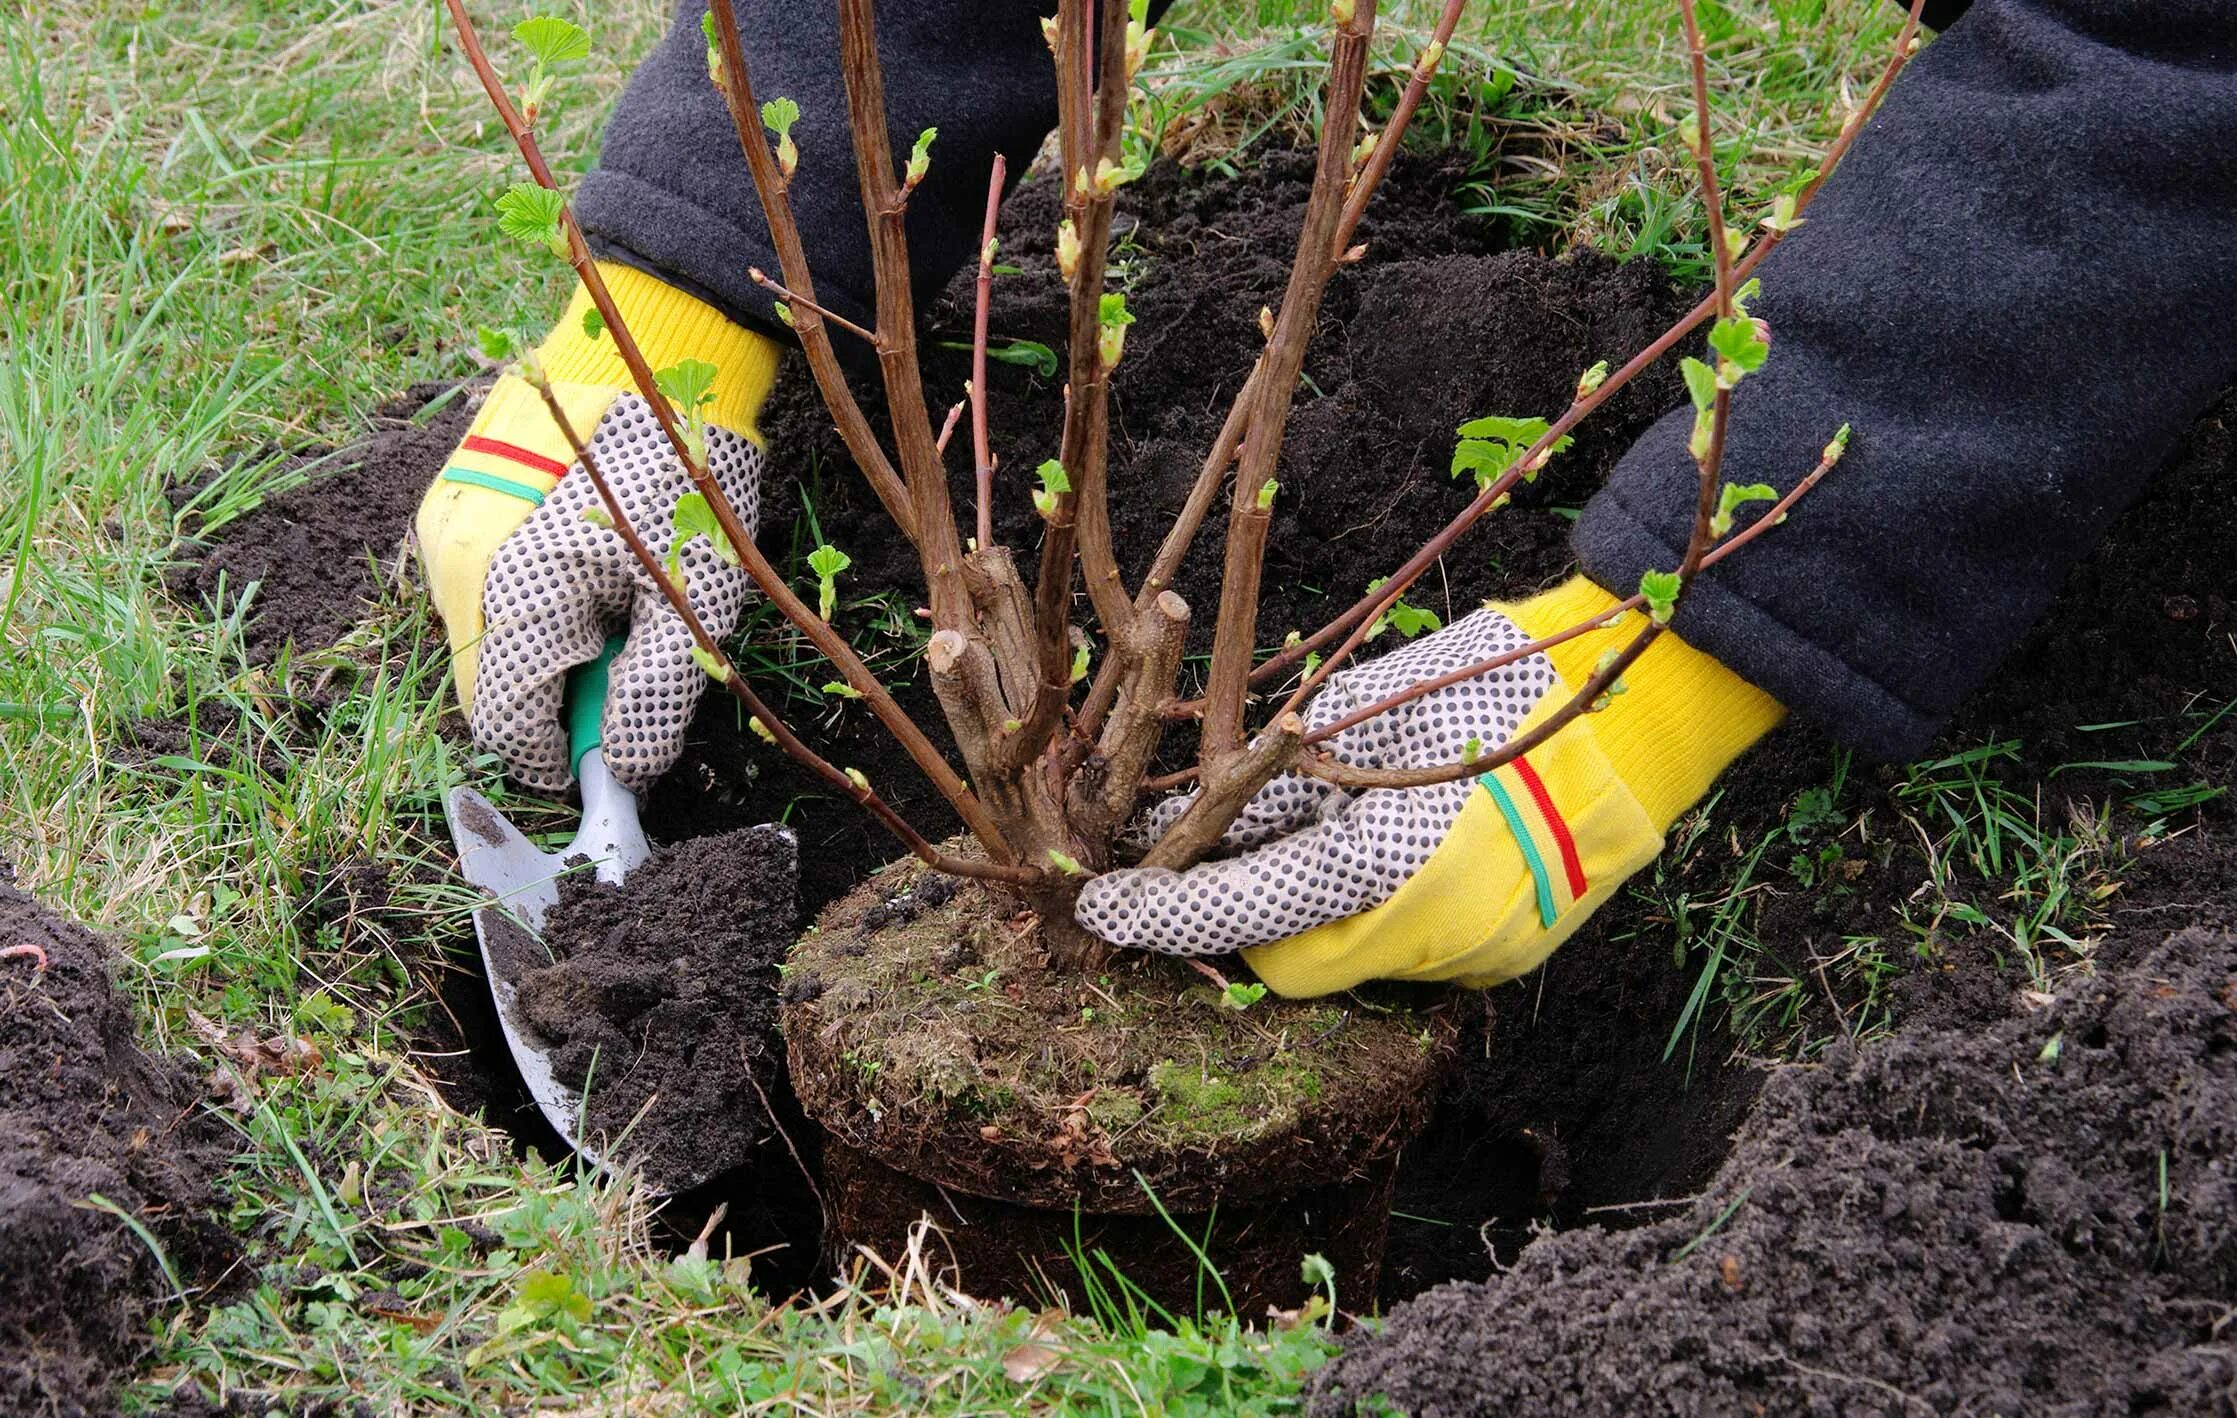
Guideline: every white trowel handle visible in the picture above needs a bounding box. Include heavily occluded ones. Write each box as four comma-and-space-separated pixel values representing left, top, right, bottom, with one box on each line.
566, 636, 653, 885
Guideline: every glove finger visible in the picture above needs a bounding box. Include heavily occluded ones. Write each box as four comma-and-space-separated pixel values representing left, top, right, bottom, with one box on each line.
1078, 779, 1471, 955
1123, 771, 1337, 855
1308, 606, 1554, 766
472, 526, 623, 795
601, 585, 722, 795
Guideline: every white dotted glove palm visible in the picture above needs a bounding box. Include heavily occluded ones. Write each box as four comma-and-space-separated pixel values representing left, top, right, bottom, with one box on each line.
469, 392, 762, 795
1077, 607, 1565, 956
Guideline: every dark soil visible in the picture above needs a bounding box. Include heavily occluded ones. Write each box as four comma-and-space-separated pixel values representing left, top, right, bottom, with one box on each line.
0, 868, 234, 1418
168, 381, 482, 664
512, 826, 798, 1196
1311, 922, 2237, 1417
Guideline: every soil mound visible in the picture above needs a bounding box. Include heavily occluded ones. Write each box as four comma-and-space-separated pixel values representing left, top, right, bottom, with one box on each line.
169, 382, 482, 663
0, 870, 233, 1417
1309, 923, 2237, 1417
514, 826, 797, 1192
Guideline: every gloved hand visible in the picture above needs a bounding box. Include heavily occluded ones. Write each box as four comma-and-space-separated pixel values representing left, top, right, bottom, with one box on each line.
416, 263, 782, 795
1076, 579, 1784, 997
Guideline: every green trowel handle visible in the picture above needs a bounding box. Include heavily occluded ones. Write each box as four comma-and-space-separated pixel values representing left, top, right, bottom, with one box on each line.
567, 635, 625, 777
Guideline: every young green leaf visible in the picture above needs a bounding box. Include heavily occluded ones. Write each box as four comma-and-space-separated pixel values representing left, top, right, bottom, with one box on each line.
701, 10, 724, 83
514, 16, 591, 67
494, 183, 568, 259
761, 96, 801, 138
1220, 981, 1268, 1010
1461, 736, 1483, 764
1455, 414, 1552, 445
1070, 639, 1091, 684
1096, 294, 1135, 367
937, 337, 1057, 378
671, 491, 739, 566
1383, 601, 1443, 638
762, 96, 802, 176
1032, 458, 1072, 517
822, 681, 863, 700
1710, 481, 1779, 538
1575, 359, 1610, 400
580, 306, 605, 340
1638, 569, 1683, 626
1449, 438, 1519, 491
580, 504, 614, 530
905, 127, 937, 186
1680, 356, 1719, 413
1256, 478, 1279, 510
1047, 848, 1087, 877
654, 359, 720, 413
476, 325, 523, 362
807, 543, 852, 620
1707, 316, 1770, 376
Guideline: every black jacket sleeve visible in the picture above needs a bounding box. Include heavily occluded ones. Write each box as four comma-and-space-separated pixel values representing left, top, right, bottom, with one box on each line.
1573, 0, 2237, 758
576, 2, 1170, 339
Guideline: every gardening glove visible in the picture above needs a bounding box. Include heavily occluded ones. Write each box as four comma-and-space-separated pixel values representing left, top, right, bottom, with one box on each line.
1076, 577, 1784, 997
416, 263, 783, 795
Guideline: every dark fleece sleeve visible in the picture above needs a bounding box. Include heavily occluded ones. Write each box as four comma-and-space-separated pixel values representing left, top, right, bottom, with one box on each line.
1573, 0, 2237, 760
576, 1, 1167, 340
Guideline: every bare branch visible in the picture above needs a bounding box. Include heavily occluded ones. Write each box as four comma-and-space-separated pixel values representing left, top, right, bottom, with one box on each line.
526, 381, 1035, 886
834, 0, 972, 625
972, 154, 1007, 552
447, 0, 1012, 860
1199, 0, 1378, 763
704, 0, 915, 541
1216, 0, 1926, 711
748, 268, 879, 347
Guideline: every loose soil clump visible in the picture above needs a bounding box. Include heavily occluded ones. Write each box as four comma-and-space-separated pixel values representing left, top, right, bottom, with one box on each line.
169, 381, 482, 663
0, 869, 233, 1418
513, 826, 798, 1195
1310, 922, 2237, 1416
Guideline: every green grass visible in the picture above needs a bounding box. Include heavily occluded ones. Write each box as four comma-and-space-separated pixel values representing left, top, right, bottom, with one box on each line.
1, 1, 1975, 1412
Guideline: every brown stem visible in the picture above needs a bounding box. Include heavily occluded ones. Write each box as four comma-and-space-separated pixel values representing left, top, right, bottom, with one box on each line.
1137, 713, 1305, 871
1332, 0, 1469, 258
747, 268, 880, 347
1210, 0, 1925, 709
834, 0, 971, 627
972, 154, 1006, 552
1074, 590, 1190, 842
448, 0, 1009, 858
705, 0, 915, 542
527, 383, 1034, 886
1302, 443, 1836, 744
1199, 0, 1376, 764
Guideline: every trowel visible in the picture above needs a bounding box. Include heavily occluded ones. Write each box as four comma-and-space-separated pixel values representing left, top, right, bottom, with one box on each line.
442, 636, 654, 1178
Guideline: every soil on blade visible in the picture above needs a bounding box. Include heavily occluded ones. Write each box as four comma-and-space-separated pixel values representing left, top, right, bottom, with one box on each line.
0, 870, 233, 1418
512, 827, 797, 1194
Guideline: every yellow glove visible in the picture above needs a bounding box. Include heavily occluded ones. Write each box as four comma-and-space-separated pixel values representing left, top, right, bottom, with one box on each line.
1074, 577, 1784, 997
417, 263, 781, 793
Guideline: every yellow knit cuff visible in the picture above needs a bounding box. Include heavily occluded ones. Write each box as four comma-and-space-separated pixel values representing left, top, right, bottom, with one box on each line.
1500, 576, 1784, 827
536, 262, 782, 442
